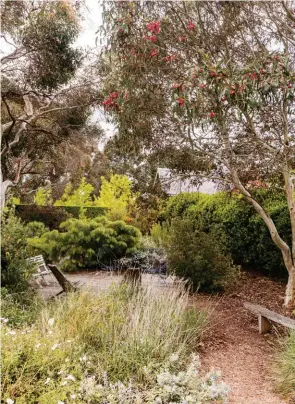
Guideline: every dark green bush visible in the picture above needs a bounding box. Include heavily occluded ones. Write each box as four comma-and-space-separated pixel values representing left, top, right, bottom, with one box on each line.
1, 211, 35, 292
16, 205, 71, 229
16, 205, 107, 229
166, 218, 239, 292
163, 191, 291, 279
28, 216, 142, 271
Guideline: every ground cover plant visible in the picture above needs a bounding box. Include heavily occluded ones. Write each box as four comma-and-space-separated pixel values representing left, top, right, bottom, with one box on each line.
1, 284, 231, 404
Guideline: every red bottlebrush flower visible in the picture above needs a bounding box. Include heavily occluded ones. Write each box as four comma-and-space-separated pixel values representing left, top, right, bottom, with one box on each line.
173, 83, 179, 89
274, 55, 279, 61
193, 74, 198, 79
177, 98, 185, 106
230, 90, 235, 95
150, 49, 159, 57
288, 83, 293, 88
251, 72, 258, 80
209, 111, 215, 118
221, 96, 226, 102
110, 91, 118, 99
209, 71, 216, 77
146, 21, 161, 34
165, 55, 171, 63
179, 34, 186, 42
240, 84, 246, 91
200, 83, 206, 88
188, 21, 195, 30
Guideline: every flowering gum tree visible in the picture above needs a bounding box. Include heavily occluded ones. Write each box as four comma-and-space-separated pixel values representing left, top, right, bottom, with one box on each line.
100, 1, 295, 306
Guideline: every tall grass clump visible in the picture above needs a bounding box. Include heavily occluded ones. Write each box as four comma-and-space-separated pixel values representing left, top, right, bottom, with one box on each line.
2, 284, 223, 404
276, 331, 295, 399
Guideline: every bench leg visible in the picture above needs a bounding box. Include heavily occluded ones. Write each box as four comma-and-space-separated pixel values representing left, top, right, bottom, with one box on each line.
259, 314, 271, 334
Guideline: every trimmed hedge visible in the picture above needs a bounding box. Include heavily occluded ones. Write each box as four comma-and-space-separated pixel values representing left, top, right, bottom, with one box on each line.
15, 205, 107, 229
163, 191, 291, 279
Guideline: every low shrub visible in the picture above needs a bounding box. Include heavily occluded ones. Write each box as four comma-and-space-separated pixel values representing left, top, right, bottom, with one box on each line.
166, 218, 240, 292
276, 332, 295, 399
0, 285, 221, 404
28, 216, 142, 271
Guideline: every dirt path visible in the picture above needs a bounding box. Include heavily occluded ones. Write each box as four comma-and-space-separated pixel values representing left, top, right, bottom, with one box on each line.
193, 273, 292, 404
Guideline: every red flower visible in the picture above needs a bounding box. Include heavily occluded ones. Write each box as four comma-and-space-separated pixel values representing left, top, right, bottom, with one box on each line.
146, 21, 161, 34
274, 55, 279, 61
221, 96, 226, 102
177, 98, 185, 106
240, 84, 246, 91
209, 111, 215, 118
288, 83, 293, 88
179, 35, 186, 42
150, 49, 159, 57
200, 83, 206, 88
209, 71, 217, 77
230, 90, 235, 95
251, 72, 258, 80
188, 21, 195, 30
110, 91, 118, 99
173, 83, 180, 89
145, 35, 157, 42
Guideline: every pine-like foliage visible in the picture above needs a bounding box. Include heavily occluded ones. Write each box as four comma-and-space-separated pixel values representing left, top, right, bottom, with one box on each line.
28, 216, 141, 271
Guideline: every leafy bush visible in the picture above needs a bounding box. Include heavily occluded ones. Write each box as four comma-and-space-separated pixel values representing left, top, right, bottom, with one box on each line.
16, 205, 72, 230
166, 218, 240, 292
276, 332, 295, 399
1, 285, 214, 403
1, 210, 38, 292
28, 216, 142, 271
163, 191, 291, 279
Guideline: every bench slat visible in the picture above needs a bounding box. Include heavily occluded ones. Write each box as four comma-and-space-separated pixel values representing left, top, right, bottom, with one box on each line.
244, 302, 295, 330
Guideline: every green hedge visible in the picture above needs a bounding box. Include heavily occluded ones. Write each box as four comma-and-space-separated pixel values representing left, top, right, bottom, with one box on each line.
15, 205, 107, 229
163, 191, 291, 279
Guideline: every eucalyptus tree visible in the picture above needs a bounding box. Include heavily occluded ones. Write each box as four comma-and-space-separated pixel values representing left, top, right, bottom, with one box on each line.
1, 0, 101, 206
100, 1, 295, 306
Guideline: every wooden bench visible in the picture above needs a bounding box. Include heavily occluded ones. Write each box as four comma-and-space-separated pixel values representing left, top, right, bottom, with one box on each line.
27, 255, 53, 287
244, 302, 295, 334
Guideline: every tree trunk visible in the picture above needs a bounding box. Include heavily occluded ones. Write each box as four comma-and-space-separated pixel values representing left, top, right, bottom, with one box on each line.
285, 265, 295, 307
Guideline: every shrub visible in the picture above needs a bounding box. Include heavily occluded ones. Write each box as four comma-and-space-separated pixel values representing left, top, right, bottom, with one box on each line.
276, 332, 295, 399
1, 210, 37, 292
163, 190, 291, 279
1, 285, 214, 403
16, 205, 72, 230
28, 216, 142, 271
166, 218, 240, 292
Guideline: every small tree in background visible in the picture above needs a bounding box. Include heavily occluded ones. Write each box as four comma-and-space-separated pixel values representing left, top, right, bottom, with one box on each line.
34, 187, 53, 206
95, 174, 137, 221
54, 177, 95, 207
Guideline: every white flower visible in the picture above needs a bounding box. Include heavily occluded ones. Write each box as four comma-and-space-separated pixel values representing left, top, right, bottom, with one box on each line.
61, 381, 68, 386
169, 353, 179, 362
65, 374, 76, 382
45, 377, 51, 385
65, 358, 70, 363
58, 401, 65, 404
35, 343, 41, 349
1, 317, 9, 323
66, 339, 72, 343
48, 330, 53, 335
51, 343, 60, 351
57, 370, 63, 375
79, 355, 87, 362
70, 394, 77, 399
6, 399, 14, 404
7, 330, 16, 335
48, 318, 55, 327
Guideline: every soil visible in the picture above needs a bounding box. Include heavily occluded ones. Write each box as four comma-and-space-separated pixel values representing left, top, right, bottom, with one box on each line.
36, 270, 292, 404
193, 272, 292, 404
